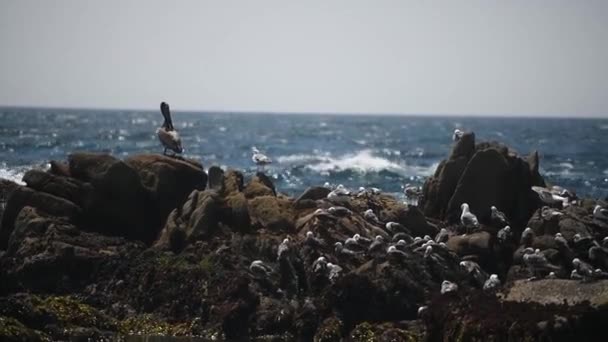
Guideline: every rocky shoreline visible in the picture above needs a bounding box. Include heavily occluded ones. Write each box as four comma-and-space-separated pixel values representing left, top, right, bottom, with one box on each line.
1, 133, 608, 341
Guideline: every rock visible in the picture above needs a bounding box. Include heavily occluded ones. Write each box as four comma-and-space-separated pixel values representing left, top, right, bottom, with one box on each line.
125, 154, 207, 220
155, 190, 221, 252
421, 139, 544, 232
207, 166, 224, 191
3, 206, 141, 293
295, 187, 331, 204
221, 170, 244, 195
222, 192, 251, 233
446, 231, 494, 269
0, 179, 20, 221
0, 187, 82, 249
503, 279, 608, 307
248, 196, 295, 232
22, 169, 90, 206
243, 173, 276, 199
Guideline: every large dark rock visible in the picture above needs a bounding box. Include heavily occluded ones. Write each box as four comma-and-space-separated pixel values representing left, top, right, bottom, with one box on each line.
0, 179, 20, 222
0, 187, 82, 250
22, 169, 90, 206
248, 195, 295, 232
420, 136, 545, 232
155, 190, 221, 252
243, 173, 276, 199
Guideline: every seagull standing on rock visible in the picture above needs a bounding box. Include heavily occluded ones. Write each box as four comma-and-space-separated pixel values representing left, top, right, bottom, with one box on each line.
157, 102, 184, 155
483, 274, 501, 291
452, 129, 464, 142
490, 206, 509, 227
364, 209, 381, 224
460, 203, 479, 233
249, 260, 273, 277
441, 280, 458, 294
277, 238, 290, 261
497, 226, 513, 244
251, 147, 272, 171
594, 205, 608, 221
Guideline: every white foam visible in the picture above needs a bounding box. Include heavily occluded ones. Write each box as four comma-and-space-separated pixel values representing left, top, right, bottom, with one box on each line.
278, 149, 439, 176
0, 167, 26, 185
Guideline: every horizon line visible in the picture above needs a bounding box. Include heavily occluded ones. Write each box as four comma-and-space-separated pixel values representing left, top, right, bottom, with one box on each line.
1, 104, 607, 119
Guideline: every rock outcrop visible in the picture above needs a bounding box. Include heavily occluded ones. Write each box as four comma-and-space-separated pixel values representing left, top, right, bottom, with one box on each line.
420, 133, 546, 232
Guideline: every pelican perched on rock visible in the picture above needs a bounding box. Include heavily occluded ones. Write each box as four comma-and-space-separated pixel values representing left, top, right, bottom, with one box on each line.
251, 147, 272, 171
157, 102, 183, 155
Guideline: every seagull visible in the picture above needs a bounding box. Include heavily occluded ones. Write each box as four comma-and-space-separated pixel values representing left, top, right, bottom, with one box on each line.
483, 274, 501, 291
523, 249, 559, 278
327, 206, 352, 217
344, 235, 363, 250
326, 263, 343, 283
593, 205, 608, 221
354, 233, 372, 246
460, 203, 479, 232
386, 222, 411, 235
441, 280, 458, 294
452, 129, 464, 142
394, 239, 408, 251
156, 102, 183, 155
391, 233, 414, 244
251, 147, 272, 171
554, 233, 569, 248
424, 245, 433, 259
588, 246, 608, 269
368, 236, 386, 254
403, 184, 422, 205
363, 209, 381, 224
532, 186, 569, 206
541, 206, 563, 220
387, 245, 408, 259
570, 269, 584, 280
417, 306, 428, 318
335, 242, 360, 257
304, 231, 324, 248
327, 185, 351, 204
312, 256, 328, 273
460, 260, 488, 287
277, 238, 290, 261
435, 228, 449, 244
249, 260, 273, 277
603, 237, 608, 248
497, 226, 513, 244
490, 206, 509, 227
572, 258, 595, 278
520, 227, 535, 246
546, 272, 557, 279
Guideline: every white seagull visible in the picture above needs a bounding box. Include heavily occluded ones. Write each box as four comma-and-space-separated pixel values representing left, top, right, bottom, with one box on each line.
460, 203, 479, 231
251, 147, 272, 171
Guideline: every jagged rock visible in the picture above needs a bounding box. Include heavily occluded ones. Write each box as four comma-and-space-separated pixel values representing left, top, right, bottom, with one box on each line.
421, 138, 544, 232
125, 154, 207, 220
2, 206, 142, 293
243, 173, 276, 199
0, 187, 82, 249
248, 196, 295, 231
22, 169, 90, 206
0, 179, 20, 221
446, 231, 494, 266
221, 169, 244, 195
295, 187, 331, 204
222, 192, 251, 233
155, 190, 221, 252
207, 166, 224, 191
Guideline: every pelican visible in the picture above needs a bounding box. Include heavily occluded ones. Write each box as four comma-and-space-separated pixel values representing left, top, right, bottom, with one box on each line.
157, 102, 183, 155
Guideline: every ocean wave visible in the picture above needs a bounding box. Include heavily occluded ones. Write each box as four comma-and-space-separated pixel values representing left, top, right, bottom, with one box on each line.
278, 149, 438, 176
0, 167, 26, 185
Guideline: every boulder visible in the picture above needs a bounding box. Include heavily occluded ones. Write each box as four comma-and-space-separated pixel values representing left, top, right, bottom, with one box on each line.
221, 170, 244, 195
503, 279, 608, 307
155, 190, 221, 252
243, 173, 276, 199
22, 169, 90, 206
0, 187, 82, 249
222, 192, 251, 233
125, 154, 207, 220
207, 166, 224, 191
420, 138, 545, 232
248, 196, 295, 232
0, 179, 20, 221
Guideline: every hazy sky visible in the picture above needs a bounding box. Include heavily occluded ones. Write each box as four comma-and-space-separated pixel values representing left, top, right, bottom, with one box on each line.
1, 1, 607, 116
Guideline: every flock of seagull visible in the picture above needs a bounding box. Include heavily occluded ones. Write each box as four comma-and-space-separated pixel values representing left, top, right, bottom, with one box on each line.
158, 102, 608, 310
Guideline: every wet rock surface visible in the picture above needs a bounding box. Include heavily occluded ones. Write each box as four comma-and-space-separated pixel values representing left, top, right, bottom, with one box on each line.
1, 143, 608, 341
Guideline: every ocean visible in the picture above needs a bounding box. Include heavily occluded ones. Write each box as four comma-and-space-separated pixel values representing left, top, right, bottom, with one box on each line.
1, 107, 607, 200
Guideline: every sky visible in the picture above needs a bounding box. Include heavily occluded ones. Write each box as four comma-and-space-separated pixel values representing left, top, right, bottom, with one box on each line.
0, 1, 607, 117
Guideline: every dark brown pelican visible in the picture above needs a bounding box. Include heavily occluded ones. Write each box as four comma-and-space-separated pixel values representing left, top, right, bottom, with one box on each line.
157, 102, 183, 155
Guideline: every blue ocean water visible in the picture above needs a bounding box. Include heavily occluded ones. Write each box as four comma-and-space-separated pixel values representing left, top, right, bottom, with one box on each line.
1, 107, 607, 199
